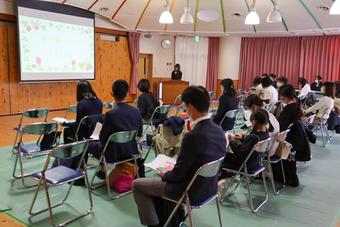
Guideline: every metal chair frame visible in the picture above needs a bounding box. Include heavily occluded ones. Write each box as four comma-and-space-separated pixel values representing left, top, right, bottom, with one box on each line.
307, 108, 332, 147
12, 122, 58, 187
163, 157, 224, 227
265, 129, 290, 195
220, 138, 271, 213
12, 108, 49, 154
103, 102, 114, 110
64, 104, 77, 120
90, 130, 140, 199
219, 109, 239, 127
29, 141, 93, 227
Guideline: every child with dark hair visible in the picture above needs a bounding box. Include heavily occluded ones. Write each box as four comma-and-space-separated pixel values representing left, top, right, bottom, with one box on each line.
298, 77, 311, 98
311, 75, 323, 91
261, 76, 278, 104
137, 79, 160, 121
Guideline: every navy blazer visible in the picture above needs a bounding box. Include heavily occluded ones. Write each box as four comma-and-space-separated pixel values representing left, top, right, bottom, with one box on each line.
213, 94, 239, 131
162, 118, 226, 204
98, 103, 143, 162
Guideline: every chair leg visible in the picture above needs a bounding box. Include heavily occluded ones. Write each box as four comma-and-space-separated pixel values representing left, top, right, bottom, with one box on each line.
44, 180, 55, 226
280, 160, 286, 185
215, 197, 223, 227
320, 124, 327, 147
185, 196, 194, 227
89, 155, 103, 190
267, 162, 280, 195
246, 172, 269, 213
11, 130, 19, 154
164, 196, 185, 227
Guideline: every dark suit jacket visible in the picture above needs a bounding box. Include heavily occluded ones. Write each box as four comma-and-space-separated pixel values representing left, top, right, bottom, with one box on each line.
93, 103, 143, 162
213, 94, 239, 131
171, 70, 182, 80
162, 119, 226, 204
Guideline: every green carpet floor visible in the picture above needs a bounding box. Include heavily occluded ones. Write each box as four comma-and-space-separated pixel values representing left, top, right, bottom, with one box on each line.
1, 135, 340, 227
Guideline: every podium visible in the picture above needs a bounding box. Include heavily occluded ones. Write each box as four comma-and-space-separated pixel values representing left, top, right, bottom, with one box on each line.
157, 80, 189, 105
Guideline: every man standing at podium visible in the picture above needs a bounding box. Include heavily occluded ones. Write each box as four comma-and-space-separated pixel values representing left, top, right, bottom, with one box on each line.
171, 64, 182, 80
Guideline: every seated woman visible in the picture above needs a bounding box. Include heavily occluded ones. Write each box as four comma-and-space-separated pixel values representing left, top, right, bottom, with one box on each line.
223, 109, 270, 171
328, 90, 340, 133
298, 77, 311, 98
244, 94, 280, 134
261, 75, 278, 104
137, 79, 160, 122
276, 84, 311, 187
277, 76, 289, 89
213, 79, 239, 131
305, 82, 334, 124
63, 80, 103, 143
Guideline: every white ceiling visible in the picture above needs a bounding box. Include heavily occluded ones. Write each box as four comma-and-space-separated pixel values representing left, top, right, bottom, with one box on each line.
11, 0, 340, 36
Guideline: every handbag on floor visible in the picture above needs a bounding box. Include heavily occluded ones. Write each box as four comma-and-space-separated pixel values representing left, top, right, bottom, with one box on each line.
108, 162, 137, 192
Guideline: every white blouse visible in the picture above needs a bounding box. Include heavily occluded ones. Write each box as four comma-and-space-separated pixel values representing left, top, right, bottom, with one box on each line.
298, 84, 311, 98
306, 96, 334, 119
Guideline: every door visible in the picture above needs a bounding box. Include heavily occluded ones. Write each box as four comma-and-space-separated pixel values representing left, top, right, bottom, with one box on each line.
0, 24, 10, 115
137, 53, 153, 94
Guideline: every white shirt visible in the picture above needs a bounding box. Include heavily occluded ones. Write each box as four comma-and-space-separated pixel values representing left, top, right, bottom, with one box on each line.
255, 84, 264, 98
262, 86, 278, 103
306, 96, 334, 119
244, 109, 280, 133
190, 115, 211, 129
299, 84, 311, 98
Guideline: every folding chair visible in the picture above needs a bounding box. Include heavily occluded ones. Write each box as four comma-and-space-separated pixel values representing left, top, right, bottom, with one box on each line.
12, 122, 58, 187
90, 130, 140, 199
219, 109, 239, 130
103, 102, 114, 110
265, 129, 290, 195
221, 138, 271, 213
172, 95, 183, 116
74, 114, 104, 141
12, 108, 49, 154
307, 108, 332, 147
163, 157, 225, 227
64, 104, 77, 120
29, 141, 93, 226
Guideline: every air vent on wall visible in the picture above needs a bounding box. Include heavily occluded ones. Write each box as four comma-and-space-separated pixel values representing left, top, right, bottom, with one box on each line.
100, 34, 120, 42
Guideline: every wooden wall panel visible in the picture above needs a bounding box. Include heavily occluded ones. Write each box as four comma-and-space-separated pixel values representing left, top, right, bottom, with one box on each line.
0, 25, 10, 115
4, 24, 132, 114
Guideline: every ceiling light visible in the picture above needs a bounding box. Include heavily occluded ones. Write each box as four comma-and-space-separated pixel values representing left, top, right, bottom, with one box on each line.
180, 0, 194, 24
197, 10, 219, 22
330, 0, 340, 15
245, 0, 260, 25
266, 1, 282, 23
159, 0, 173, 24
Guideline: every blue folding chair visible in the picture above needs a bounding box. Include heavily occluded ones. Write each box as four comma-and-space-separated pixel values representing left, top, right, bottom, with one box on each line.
163, 157, 225, 227
64, 104, 77, 122
221, 138, 271, 213
219, 109, 239, 129
12, 108, 49, 154
12, 122, 58, 187
29, 141, 93, 226
90, 130, 140, 199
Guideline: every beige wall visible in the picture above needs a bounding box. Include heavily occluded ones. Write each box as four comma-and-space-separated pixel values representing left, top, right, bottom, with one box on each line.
218, 36, 241, 80
139, 33, 175, 78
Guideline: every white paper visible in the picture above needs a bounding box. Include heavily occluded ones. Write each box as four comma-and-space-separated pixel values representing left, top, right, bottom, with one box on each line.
90, 122, 102, 140
144, 154, 176, 173
52, 117, 69, 124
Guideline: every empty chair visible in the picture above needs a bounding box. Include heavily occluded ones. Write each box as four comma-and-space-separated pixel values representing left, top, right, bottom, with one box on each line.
163, 157, 224, 227
12, 122, 58, 187
12, 108, 49, 154
90, 130, 140, 199
221, 138, 271, 213
29, 141, 93, 226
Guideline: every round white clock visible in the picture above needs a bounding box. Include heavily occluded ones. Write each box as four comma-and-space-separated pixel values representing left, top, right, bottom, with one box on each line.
161, 39, 171, 49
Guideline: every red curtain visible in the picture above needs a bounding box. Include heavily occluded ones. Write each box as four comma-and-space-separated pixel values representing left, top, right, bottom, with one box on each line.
206, 37, 219, 92
128, 32, 141, 95
299, 36, 340, 82
239, 37, 301, 89
239, 35, 340, 89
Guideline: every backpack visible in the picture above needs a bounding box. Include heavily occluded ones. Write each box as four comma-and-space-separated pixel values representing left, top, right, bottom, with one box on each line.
107, 162, 137, 192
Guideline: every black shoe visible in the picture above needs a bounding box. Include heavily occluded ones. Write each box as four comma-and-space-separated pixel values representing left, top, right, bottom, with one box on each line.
73, 178, 85, 186
96, 170, 106, 180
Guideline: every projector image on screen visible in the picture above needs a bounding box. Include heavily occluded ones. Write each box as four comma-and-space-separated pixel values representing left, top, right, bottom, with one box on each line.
18, 3, 95, 82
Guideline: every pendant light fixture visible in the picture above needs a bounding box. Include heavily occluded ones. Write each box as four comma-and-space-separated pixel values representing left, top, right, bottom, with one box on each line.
330, 0, 340, 15
159, 0, 174, 24
180, 0, 194, 24
245, 0, 260, 25
266, 0, 282, 23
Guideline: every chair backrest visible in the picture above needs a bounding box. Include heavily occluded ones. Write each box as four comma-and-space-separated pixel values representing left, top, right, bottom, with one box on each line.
52, 140, 88, 160
185, 156, 225, 191
75, 114, 104, 141
22, 108, 49, 119
172, 95, 182, 106
219, 109, 238, 126
155, 105, 171, 115
254, 137, 272, 153
276, 129, 290, 142
103, 102, 113, 110
208, 91, 215, 100
64, 104, 77, 118
108, 130, 137, 144
21, 122, 58, 135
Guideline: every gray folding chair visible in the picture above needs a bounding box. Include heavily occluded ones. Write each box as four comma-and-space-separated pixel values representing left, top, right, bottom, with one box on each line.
12, 108, 49, 154
221, 138, 271, 213
172, 95, 183, 116
29, 141, 93, 226
90, 130, 140, 199
307, 108, 332, 147
144, 104, 171, 134
103, 102, 114, 110
265, 129, 290, 195
219, 109, 239, 128
12, 122, 58, 187
64, 104, 77, 120
163, 157, 225, 227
